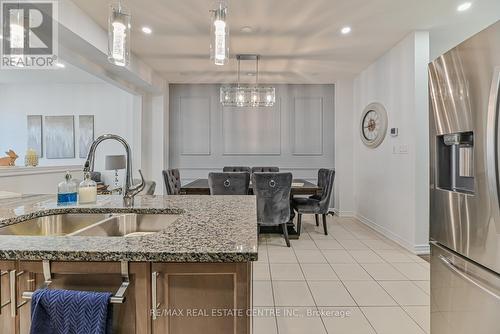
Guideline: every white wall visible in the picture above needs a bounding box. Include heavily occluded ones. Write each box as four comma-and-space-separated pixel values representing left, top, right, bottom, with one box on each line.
0, 83, 141, 193
169, 84, 335, 197
353, 32, 429, 253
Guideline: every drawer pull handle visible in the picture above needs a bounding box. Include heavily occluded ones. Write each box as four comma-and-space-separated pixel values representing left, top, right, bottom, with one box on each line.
152, 272, 160, 320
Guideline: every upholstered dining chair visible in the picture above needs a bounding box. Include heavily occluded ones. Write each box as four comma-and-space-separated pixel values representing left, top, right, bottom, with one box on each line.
292, 169, 335, 236
251, 167, 279, 173
163, 169, 182, 195
252, 172, 293, 247
223, 166, 252, 173
208, 172, 250, 195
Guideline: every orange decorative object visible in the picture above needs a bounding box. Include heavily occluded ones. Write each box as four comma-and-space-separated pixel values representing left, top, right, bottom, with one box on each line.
0, 150, 19, 167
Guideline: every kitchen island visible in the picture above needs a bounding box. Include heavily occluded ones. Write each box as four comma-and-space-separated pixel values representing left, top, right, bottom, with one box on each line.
0, 195, 257, 334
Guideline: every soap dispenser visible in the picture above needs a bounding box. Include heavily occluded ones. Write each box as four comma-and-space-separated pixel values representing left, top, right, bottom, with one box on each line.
79, 172, 97, 204
57, 171, 78, 205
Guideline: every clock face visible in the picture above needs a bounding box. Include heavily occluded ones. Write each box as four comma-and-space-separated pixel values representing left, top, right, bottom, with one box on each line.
360, 103, 388, 148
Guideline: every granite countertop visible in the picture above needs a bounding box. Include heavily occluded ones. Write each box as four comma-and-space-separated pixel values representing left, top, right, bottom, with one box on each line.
0, 195, 258, 262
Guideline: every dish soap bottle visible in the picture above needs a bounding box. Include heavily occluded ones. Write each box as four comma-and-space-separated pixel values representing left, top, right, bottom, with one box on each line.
57, 171, 78, 205
79, 172, 97, 204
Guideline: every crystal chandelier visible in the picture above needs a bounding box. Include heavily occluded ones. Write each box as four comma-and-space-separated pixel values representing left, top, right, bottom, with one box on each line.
220, 55, 276, 107
210, 0, 229, 66
108, 1, 131, 67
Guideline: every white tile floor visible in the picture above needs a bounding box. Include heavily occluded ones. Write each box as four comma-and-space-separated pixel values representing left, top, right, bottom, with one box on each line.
252, 215, 430, 334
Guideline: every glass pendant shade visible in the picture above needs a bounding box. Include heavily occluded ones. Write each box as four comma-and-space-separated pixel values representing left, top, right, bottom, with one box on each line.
210, 1, 228, 66
108, 3, 131, 67
220, 86, 276, 107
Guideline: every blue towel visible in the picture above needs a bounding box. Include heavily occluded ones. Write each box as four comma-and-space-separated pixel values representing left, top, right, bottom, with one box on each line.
30, 289, 113, 334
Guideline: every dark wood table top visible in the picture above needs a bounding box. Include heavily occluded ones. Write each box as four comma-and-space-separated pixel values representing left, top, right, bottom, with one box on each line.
181, 178, 321, 196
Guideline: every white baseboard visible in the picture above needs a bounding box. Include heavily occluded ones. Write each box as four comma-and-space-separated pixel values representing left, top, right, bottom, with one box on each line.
354, 213, 430, 255
331, 208, 356, 218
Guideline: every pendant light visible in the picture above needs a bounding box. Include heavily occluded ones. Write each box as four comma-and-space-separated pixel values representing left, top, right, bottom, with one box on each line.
108, 1, 131, 67
210, 0, 229, 66
220, 54, 275, 107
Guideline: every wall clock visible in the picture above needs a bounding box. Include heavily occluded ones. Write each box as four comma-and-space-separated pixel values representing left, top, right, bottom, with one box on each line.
360, 102, 388, 148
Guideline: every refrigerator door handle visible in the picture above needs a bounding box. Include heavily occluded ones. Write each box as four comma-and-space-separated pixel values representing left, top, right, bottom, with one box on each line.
486, 67, 500, 224
439, 255, 500, 300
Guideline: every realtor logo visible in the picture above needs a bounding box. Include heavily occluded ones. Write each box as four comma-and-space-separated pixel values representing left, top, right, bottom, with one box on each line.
0, 0, 58, 69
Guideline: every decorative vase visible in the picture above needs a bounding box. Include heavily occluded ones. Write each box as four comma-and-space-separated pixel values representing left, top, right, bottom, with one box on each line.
24, 149, 39, 167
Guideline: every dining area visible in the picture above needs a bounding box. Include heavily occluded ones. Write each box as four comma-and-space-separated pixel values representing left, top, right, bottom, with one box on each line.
163, 166, 335, 247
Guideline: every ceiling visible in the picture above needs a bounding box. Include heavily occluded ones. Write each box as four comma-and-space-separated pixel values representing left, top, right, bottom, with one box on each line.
72, 0, 500, 84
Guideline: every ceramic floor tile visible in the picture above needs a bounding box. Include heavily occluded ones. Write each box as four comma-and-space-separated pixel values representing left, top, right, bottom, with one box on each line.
348, 250, 385, 263
360, 263, 408, 281
343, 281, 397, 306
361, 307, 426, 334
308, 231, 335, 240
301, 264, 339, 281
253, 263, 271, 280
403, 306, 430, 334
374, 249, 416, 263
412, 281, 430, 295
362, 239, 397, 250
319, 307, 376, 334
273, 281, 316, 306
268, 248, 298, 263
268, 237, 293, 247
330, 264, 373, 281
257, 247, 269, 263
392, 263, 430, 281
291, 239, 318, 250
270, 263, 305, 281
254, 281, 275, 306
252, 308, 278, 334
314, 239, 344, 250
322, 250, 356, 264
379, 281, 429, 306
294, 249, 327, 263
338, 239, 370, 250
308, 281, 357, 307
276, 307, 327, 334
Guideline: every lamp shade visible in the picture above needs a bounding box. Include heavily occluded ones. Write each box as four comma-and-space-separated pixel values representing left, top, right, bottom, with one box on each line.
105, 155, 126, 170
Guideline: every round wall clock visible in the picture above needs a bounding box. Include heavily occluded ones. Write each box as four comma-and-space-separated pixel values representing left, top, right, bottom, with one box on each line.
360, 102, 388, 148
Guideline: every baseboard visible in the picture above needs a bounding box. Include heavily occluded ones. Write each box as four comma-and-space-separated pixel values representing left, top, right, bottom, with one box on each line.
331, 208, 356, 218
354, 213, 430, 255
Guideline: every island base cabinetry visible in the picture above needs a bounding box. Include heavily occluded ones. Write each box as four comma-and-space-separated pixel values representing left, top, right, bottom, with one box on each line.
0, 261, 251, 334
152, 262, 251, 334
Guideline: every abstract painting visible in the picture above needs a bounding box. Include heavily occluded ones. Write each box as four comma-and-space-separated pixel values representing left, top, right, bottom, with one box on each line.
79, 115, 94, 158
27, 115, 43, 157
45, 116, 75, 159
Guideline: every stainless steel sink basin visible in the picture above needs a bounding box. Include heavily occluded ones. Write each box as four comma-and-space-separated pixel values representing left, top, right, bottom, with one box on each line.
70, 213, 178, 237
0, 214, 112, 236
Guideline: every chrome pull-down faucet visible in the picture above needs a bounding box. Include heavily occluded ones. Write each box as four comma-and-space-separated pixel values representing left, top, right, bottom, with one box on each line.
83, 134, 145, 207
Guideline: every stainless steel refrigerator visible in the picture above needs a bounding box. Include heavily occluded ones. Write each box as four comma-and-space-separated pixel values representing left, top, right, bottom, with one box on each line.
429, 20, 500, 334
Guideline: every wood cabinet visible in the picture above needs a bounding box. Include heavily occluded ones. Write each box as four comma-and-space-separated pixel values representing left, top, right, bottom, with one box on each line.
0, 261, 251, 334
151, 262, 251, 334
0, 261, 17, 334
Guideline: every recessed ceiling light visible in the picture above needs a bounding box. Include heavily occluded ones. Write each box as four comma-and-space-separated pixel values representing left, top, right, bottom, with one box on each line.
55, 62, 66, 68
341, 26, 352, 35
141, 26, 152, 34
241, 26, 254, 33
246, 72, 256, 76
457, 2, 472, 11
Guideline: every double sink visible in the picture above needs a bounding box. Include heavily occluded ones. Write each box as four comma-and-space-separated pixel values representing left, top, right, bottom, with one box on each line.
0, 213, 179, 237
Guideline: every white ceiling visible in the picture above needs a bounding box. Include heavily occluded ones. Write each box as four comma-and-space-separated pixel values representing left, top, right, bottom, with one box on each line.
72, 0, 500, 84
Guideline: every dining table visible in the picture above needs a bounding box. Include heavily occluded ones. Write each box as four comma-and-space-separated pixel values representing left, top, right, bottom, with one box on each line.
181, 178, 322, 238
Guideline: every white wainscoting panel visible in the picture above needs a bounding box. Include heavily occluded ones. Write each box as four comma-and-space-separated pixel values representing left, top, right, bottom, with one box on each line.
222, 99, 281, 155
179, 96, 211, 155
292, 97, 323, 155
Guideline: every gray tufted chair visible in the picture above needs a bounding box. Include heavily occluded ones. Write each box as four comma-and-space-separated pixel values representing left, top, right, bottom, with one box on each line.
223, 166, 252, 173
252, 172, 293, 247
208, 172, 250, 195
292, 169, 335, 236
163, 169, 182, 195
251, 167, 279, 173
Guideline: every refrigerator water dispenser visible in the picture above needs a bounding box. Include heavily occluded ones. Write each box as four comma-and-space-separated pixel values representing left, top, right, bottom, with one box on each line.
436, 131, 474, 194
